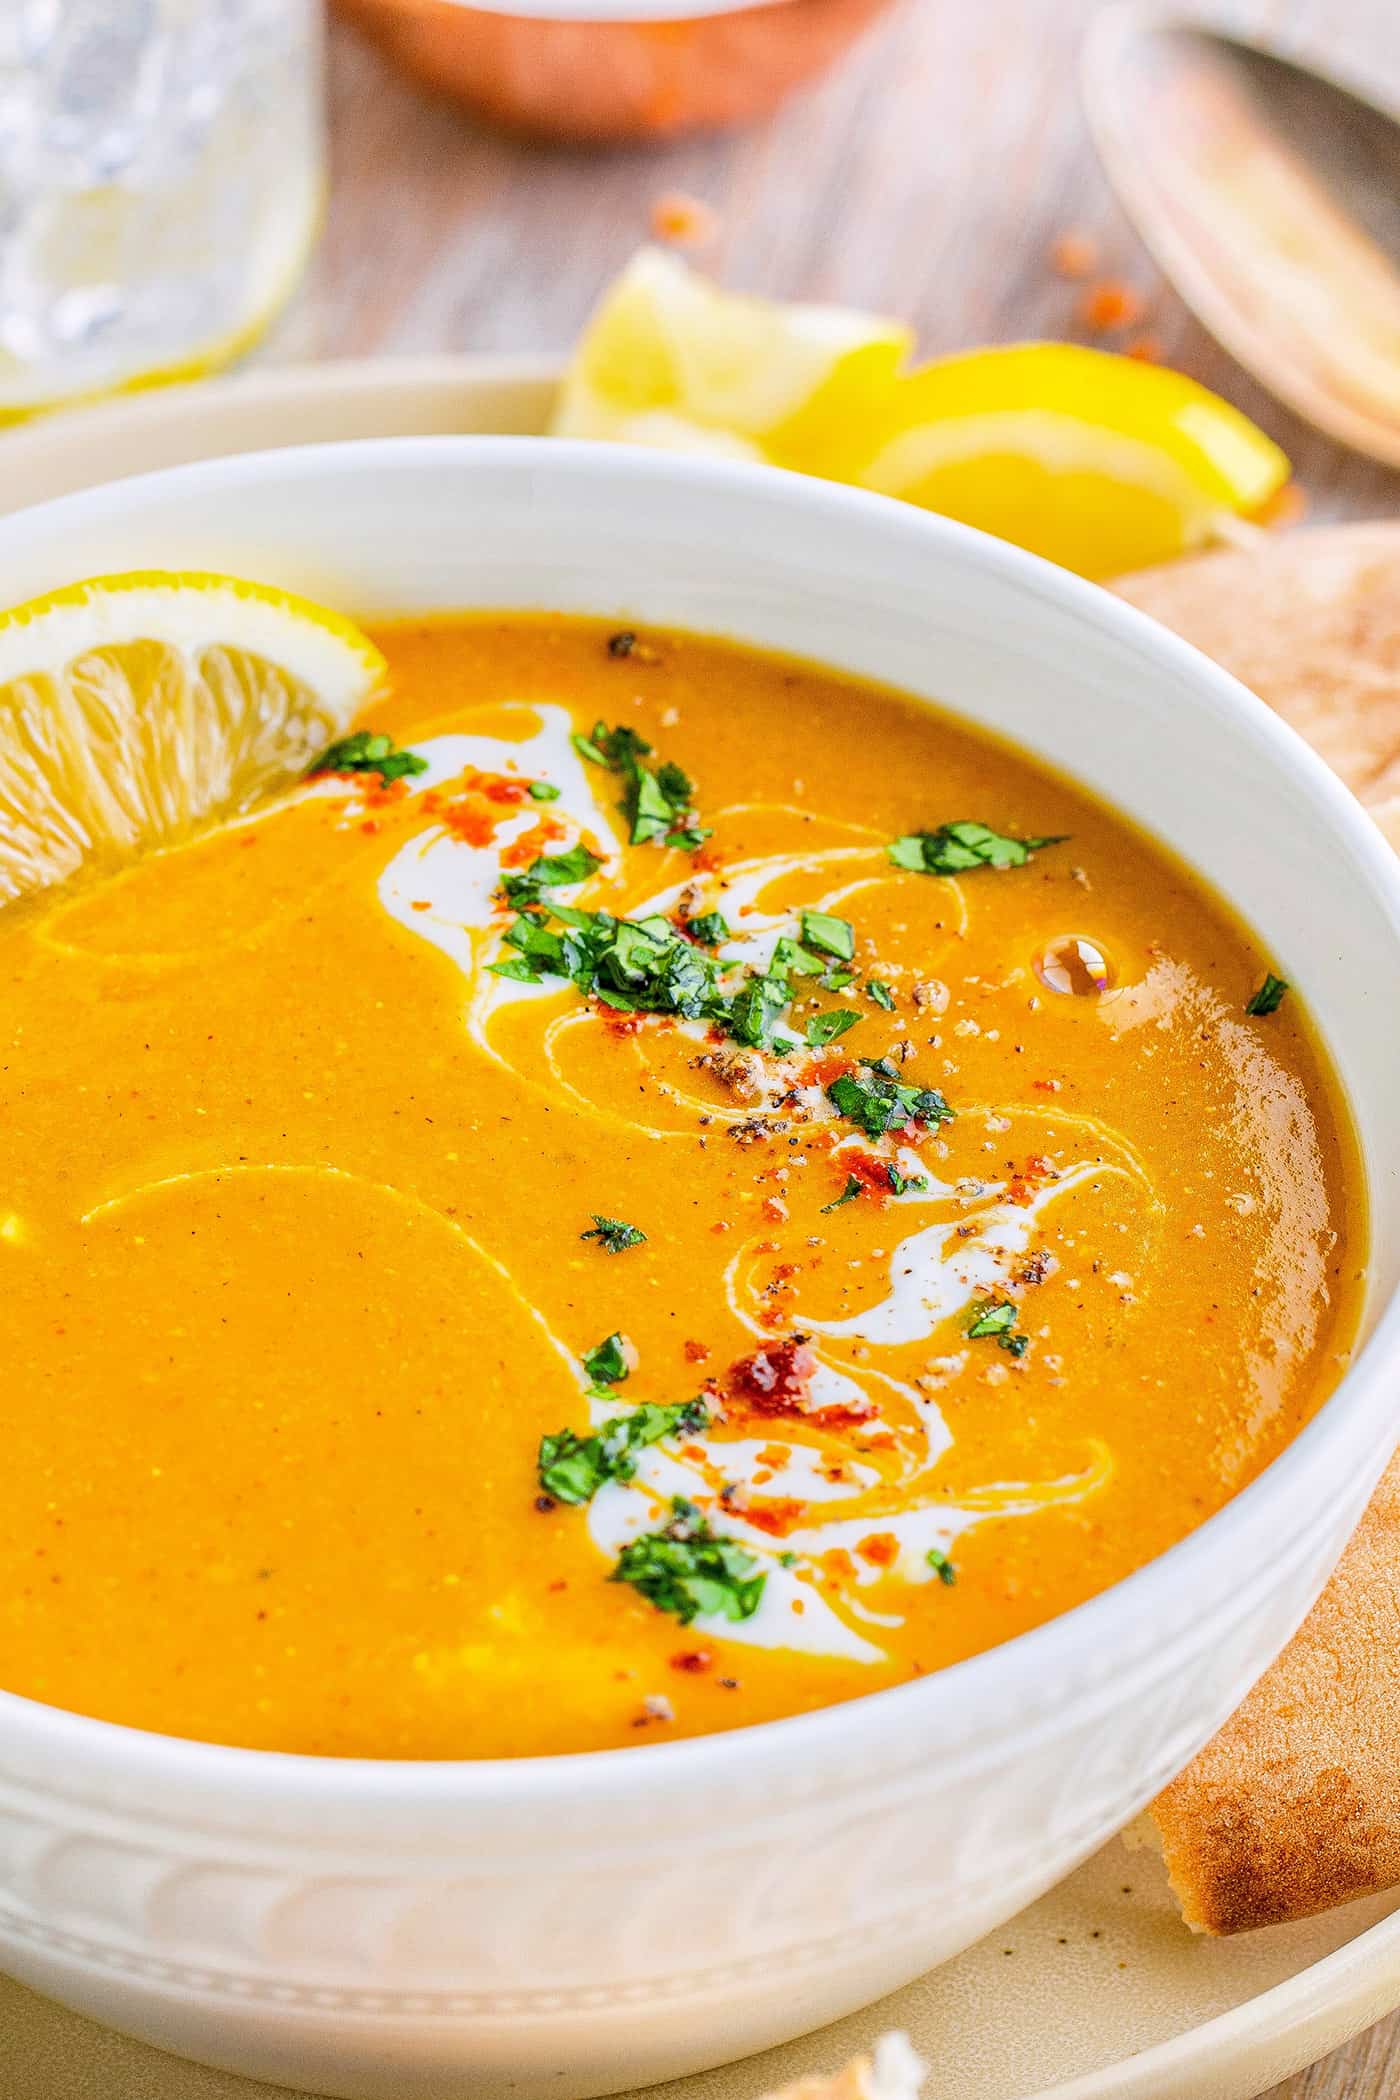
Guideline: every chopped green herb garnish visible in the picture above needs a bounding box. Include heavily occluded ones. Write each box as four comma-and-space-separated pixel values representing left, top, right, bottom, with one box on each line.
493, 895, 877, 1057
821, 1174, 863, 1214
887, 1163, 930, 1196
311, 729, 429, 784
582, 1332, 631, 1386
805, 1008, 862, 1048
580, 1214, 647, 1254
1245, 971, 1289, 1017
865, 980, 896, 1010
822, 968, 857, 991
888, 823, 1067, 874
610, 1496, 765, 1624
538, 1400, 708, 1506
685, 912, 730, 947
574, 721, 651, 770
926, 1547, 957, 1586
800, 910, 855, 962
826, 1057, 955, 1140
574, 718, 708, 852
528, 780, 561, 802
501, 843, 604, 909
966, 1298, 1030, 1356
488, 955, 541, 983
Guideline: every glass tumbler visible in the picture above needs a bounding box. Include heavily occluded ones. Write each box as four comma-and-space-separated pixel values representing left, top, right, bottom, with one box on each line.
0, 0, 323, 422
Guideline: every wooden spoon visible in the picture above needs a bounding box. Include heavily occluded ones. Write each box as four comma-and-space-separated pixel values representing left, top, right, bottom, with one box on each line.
1083, 3, 1400, 468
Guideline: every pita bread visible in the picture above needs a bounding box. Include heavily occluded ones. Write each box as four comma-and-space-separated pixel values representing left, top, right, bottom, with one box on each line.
1113, 524, 1400, 1932
1115, 523, 1400, 850
1146, 1456, 1400, 1932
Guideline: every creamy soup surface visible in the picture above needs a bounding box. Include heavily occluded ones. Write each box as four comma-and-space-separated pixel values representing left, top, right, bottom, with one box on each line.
0, 616, 1365, 1757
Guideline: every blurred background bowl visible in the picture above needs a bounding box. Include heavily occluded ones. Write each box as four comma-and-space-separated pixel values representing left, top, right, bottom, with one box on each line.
330, 0, 897, 143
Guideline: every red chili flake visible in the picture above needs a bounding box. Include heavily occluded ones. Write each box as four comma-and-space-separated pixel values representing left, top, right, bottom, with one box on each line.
440, 803, 497, 849
598, 1007, 646, 1038
1005, 1153, 1056, 1206
498, 816, 567, 868
411, 900, 432, 913
743, 1496, 809, 1538
727, 1335, 872, 1426
847, 1151, 898, 1200
857, 1532, 900, 1568
761, 1196, 789, 1223
683, 1339, 710, 1363
670, 1649, 714, 1673
239, 834, 259, 849
361, 775, 412, 811
1125, 333, 1164, 364
480, 775, 532, 805
1032, 1077, 1062, 1093
811, 1049, 858, 1086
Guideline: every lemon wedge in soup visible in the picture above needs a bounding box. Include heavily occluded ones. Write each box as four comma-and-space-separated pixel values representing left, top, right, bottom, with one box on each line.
552, 251, 1291, 578
551, 245, 912, 482
0, 571, 386, 905
860, 343, 1291, 577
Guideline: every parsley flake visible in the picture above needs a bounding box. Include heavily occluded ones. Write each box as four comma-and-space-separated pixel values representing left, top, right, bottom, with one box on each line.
966, 1298, 1030, 1356
685, 912, 730, 947
800, 910, 855, 962
528, 780, 561, 802
610, 1497, 765, 1624
501, 843, 604, 909
311, 730, 429, 784
821, 1174, 863, 1214
805, 1008, 862, 1048
538, 1400, 708, 1506
581, 1214, 647, 1254
865, 980, 896, 1010
574, 718, 708, 852
926, 1547, 957, 1586
582, 1332, 631, 1386
1246, 971, 1289, 1017
826, 1057, 955, 1140
888, 823, 1067, 874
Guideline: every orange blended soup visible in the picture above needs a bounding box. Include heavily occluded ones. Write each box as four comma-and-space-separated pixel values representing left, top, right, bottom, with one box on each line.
0, 616, 1365, 1757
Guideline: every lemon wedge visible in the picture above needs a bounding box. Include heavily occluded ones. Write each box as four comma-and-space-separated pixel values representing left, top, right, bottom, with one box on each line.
0, 571, 386, 905
551, 252, 1291, 578
860, 343, 1290, 577
551, 246, 912, 481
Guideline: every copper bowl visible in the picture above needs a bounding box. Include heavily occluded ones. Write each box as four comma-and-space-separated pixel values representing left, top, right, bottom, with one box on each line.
332, 0, 897, 143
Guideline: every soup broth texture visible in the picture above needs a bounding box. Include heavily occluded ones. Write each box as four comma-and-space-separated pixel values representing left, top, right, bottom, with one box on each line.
0, 617, 1363, 1756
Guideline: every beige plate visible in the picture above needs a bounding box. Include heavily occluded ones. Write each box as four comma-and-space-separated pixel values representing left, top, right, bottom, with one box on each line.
2, 354, 1399, 2100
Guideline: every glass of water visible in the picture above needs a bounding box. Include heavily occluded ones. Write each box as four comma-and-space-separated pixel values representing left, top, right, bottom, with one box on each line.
0, 0, 323, 422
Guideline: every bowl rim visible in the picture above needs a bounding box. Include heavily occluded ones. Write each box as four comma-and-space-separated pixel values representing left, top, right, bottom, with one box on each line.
2, 431, 1399, 1809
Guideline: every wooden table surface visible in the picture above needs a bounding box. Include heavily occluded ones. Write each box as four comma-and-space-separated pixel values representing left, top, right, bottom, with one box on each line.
259, 2, 1400, 2096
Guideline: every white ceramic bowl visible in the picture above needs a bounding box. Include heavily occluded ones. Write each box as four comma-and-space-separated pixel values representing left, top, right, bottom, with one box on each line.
0, 439, 1398, 2100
